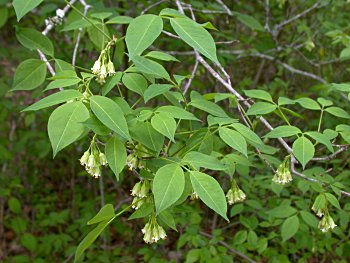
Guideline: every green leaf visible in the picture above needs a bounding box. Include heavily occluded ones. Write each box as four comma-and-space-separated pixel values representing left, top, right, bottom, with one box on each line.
267, 205, 297, 218
244, 89, 273, 102
45, 78, 81, 91
264, 125, 301, 138
22, 90, 83, 112
90, 96, 130, 140
182, 151, 226, 171
153, 164, 185, 214
9, 197, 21, 214
325, 193, 341, 209
128, 203, 153, 220
130, 121, 164, 153
190, 171, 228, 221
16, 27, 54, 57
122, 73, 147, 96
107, 16, 133, 24
190, 91, 227, 117
105, 136, 127, 180
299, 211, 318, 228
0, 7, 8, 29
87, 23, 110, 51
12, 59, 47, 91
295, 98, 321, 110
304, 131, 334, 153
62, 19, 100, 31
87, 204, 115, 225
340, 47, 350, 60
126, 14, 163, 57
292, 136, 315, 169
219, 127, 247, 157
145, 51, 179, 62
144, 84, 173, 103
102, 72, 122, 96
151, 112, 177, 142
231, 123, 263, 145
325, 107, 350, 119
170, 17, 219, 64
48, 101, 89, 157
13, 0, 43, 21
246, 102, 277, 115
74, 217, 115, 263
235, 13, 265, 32
281, 215, 299, 242
156, 106, 199, 121
132, 55, 170, 80
158, 210, 177, 231
82, 115, 110, 136
20, 233, 37, 251
332, 83, 350, 92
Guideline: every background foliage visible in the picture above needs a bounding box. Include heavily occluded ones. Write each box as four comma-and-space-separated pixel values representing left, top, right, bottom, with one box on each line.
2, 0, 350, 262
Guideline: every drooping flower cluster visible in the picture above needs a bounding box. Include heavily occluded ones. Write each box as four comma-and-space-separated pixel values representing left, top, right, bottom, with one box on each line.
130, 180, 150, 210
226, 179, 246, 205
272, 156, 292, 185
142, 215, 167, 244
190, 191, 199, 200
126, 144, 151, 171
311, 196, 337, 232
91, 38, 117, 83
318, 212, 337, 232
79, 138, 107, 178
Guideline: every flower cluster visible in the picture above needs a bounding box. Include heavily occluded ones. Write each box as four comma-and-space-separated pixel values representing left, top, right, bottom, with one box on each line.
79, 139, 107, 178
226, 179, 246, 205
130, 180, 150, 210
126, 144, 151, 171
272, 156, 292, 185
311, 195, 337, 232
142, 215, 167, 244
91, 39, 117, 83
318, 212, 337, 233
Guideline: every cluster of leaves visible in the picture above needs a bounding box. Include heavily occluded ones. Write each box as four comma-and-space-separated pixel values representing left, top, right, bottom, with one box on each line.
2, 0, 350, 262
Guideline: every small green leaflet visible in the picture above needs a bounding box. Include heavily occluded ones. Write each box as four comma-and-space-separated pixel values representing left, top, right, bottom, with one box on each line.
190, 171, 228, 221
122, 73, 147, 96
90, 96, 130, 140
16, 27, 54, 57
74, 213, 116, 263
264, 125, 301, 138
12, 59, 47, 91
132, 55, 170, 80
292, 136, 315, 169
87, 204, 115, 225
87, 23, 110, 51
153, 164, 185, 214
182, 151, 226, 170
151, 112, 177, 142
106, 16, 133, 24
170, 17, 219, 64
144, 84, 173, 103
234, 13, 265, 32
126, 14, 163, 57
244, 89, 273, 102
105, 136, 127, 180
48, 101, 89, 157
129, 121, 164, 154
219, 127, 248, 157
304, 131, 334, 153
45, 78, 81, 91
295, 98, 321, 110
246, 102, 277, 115
231, 123, 263, 145
13, 0, 43, 21
156, 106, 199, 121
145, 51, 179, 62
190, 91, 227, 118
22, 90, 83, 112
325, 107, 350, 119
281, 215, 299, 242
102, 72, 123, 96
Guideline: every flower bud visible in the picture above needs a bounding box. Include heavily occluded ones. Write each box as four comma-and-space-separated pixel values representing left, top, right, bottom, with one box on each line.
139, 181, 149, 198
99, 152, 107, 166
272, 158, 292, 185
127, 154, 138, 171
190, 191, 199, 200
87, 154, 96, 168
131, 181, 142, 196
80, 151, 90, 166
107, 61, 115, 75
318, 213, 337, 232
91, 60, 101, 74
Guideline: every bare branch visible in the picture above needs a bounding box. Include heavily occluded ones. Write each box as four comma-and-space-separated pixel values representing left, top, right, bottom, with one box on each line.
72, 0, 91, 66
141, 0, 168, 15
215, 0, 232, 16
